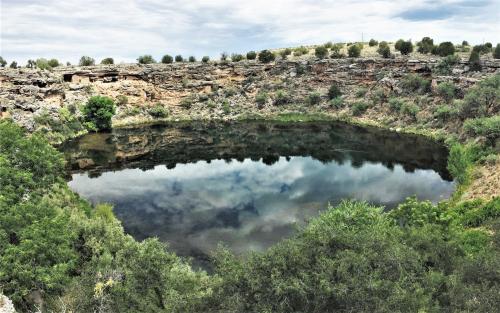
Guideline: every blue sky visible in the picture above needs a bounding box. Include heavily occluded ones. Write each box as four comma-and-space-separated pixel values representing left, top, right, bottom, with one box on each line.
1, 0, 499, 64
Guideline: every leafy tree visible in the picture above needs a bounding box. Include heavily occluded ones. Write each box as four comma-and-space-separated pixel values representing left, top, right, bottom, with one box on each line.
188, 56, 196, 62
377, 42, 391, 58
202, 56, 210, 63
137, 55, 156, 64
79, 56, 95, 66
462, 40, 469, 46
47, 58, 60, 67
417, 37, 434, 54
397, 40, 413, 55
175, 55, 183, 62
82, 96, 116, 131
35, 58, 51, 70
100, 57, 114, 65
395, 39, 405, 51
368, 39, 378, 46
437, 42, 455, 56
258, 50, 275, 63
246, 51, 257, 60
161, 54, 173, 64
26, 59, 36, 68
347, 44, 361, 57
314, 46, 328, 59
494, 44, 500, 59
0, 56, 6, 67
9, 61, 17, 69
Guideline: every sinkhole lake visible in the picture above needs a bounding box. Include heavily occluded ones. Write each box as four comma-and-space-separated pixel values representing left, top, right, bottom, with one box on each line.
61, 121, 455, 267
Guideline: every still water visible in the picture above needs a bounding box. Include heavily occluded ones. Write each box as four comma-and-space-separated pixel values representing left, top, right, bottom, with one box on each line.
61, 121, 454, 266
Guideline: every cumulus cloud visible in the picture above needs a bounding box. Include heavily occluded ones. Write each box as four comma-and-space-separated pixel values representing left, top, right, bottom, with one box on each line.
1, 0, 499, 64
69, 156, 454, 262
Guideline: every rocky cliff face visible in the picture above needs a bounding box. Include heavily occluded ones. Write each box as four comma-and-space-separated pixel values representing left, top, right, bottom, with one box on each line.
1, 57, 499, 135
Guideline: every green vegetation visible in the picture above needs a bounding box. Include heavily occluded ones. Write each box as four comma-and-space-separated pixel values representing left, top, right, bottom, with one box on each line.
161, 54, 173, 64
9, 61, 17, 69
351, 101, 369, 115
137, 55, 156, 64
377, 42, 391, 58
82, 96, 116, 131
437, 41, 455, 56
459, 74, 499, 118
306, 91, 321, 105
329, 96, 344, 108
35, 58, 51, 70
220, 52, 228, 61
189, 56, 196, 62
314, 46, 328, 59
79, 56, 95, 66
396, 40, 413, 55
246, 51, 257, 60
274, 89, 291, 105
434, 54, 460, 75
347, 44, 361, 57
148, 103, 169, 118
255, 91, 269, 106
417, 37, 434, 54
368, 39, 378, 46
469, 50, 482, 71
258, 50, 275, 63
0, 56, 6, 67
327, 84, 342, 99
231, 53, 244, 62
494, 44, 500, 59
100, 57, 114, 65
400, 74, 431, 95
293, 46, 309, 57
47, 58, 60, 68
436, 81, 457, 102
202, 56, 210, 63
463, 116, 500, 143
175, 55, 183, 62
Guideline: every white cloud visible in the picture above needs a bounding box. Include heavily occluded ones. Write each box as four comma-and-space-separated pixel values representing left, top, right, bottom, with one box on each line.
1, 0, 499, 64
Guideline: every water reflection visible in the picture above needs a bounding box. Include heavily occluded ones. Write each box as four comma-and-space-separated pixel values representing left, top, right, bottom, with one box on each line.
62, 121, 455, 267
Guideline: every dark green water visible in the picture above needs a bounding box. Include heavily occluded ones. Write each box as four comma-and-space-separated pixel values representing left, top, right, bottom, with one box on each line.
61, 121, 454, 267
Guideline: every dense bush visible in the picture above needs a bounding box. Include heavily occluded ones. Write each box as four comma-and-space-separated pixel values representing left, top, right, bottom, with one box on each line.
246, 51, 257, 60
293, 46, 309, 57
258, 50, 275, 63
274, 89, 291, 105
79, 56, 95, 66
0, 56, 6, 67
314, 46, 328, 59
434, 104, 459, 121
202, 56, 210, 63
189, 56, 196, 62
100, 57, 114, 65
26, 59, 36, 68
306, 91, 321, 105
494, 44, 500, 59
417, 37, 434, 54
396, 40, 413, 55
460, 74, 499, 118
351, 101, 369, 115
347, 44, 361, 57
368, 39, 378, 46
437, 41, 456, 56
329, 96, 344, 108
388, 97, 404, 111
434, 54, 460, 75
161, 54, 173, 64
400, 74, 431, 94
47, 58, 60, 67
462, 40, 469, 46
82, 96, 116, 131
231, 53, 244, 62
255, 91, 268, 106
437, 81, 457, 102
9, 61, 17, 69
447, 144, 471, 184
327, 84, 342, 99
472, 44, 491, 55
395, 39, 404, 51
137, 55, 156, 64
377, 43, 391, 58
463, 116, 500, 142
35, 58, 51, 70
400, 102, 419, 119
279, 48, 292, 59
469, 50, 482, 71
148, 104, 169, 118
175, 55, 183, 62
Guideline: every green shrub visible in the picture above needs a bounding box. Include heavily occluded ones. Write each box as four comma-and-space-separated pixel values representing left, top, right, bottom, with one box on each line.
258, 50, 275, 63
462, 40, 469, 46
400, 102, 419, 118
355, 87, 368, 97
306, 91, 321, 105
116, 95, 128, 106
347, 45, 361, 57
222, 100, 231, 114
246, 51, 257, 60
35, 58, 51, 70
314, 46, 328, 59
293, 46, 309, 56
279, 48, 292, 59
494, 44, 500, 59
9, 61, 17, 69
26, 59, 36, 68
274, 89, 291, 105
460, 74, 499, 118
82, 96, 116, 131
0, 56, 6, 67
329, 96, 344, 108
434, 54, 460, 75
180, 96, 194, 109
255, 91, 268, 106
351, 101, 369, 115
437, 82, 457, 102
79, 56, 95, 66
395, 39, 405, 51
370, 88, 386, 104
463, 116, 500, 142
417, 37, 434, 54
433, 104, 459, 121
368, 39, 378, 47
148, 104, 169, 118
388, 97, 404, 111
437, 42, 456, 56
377, 44, 391, 58
324, 42, 333, 49
175, 55, 183, 62
327, 84, 342, 99
469, 50, 482, 71
161, 54, 173, 64
397, 40, 413, 55
137, 55, 156, 64
47, 58, 60, 67
231, 54, 244, 62
188, 56, 196, 62
100, 57, 114, 65
400, 74, 431, 94
202, 56, 210, 63
472, 44, 490, 54
447, 144, 471, 184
